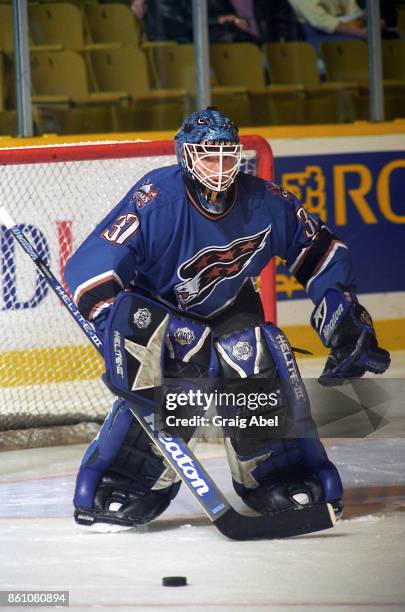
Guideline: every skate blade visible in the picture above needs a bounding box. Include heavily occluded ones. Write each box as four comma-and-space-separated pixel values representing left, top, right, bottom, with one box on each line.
76, 522, 134, 534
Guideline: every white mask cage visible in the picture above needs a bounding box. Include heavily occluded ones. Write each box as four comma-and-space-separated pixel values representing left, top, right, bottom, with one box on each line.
183, 141, 243, 192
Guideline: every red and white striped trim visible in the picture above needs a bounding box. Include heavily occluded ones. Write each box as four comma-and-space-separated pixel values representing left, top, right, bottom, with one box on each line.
73, 269, 124, 305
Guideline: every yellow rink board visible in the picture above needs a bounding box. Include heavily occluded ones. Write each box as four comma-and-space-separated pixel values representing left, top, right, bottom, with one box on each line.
0, 346, 104, 386
0, 119, 405, 148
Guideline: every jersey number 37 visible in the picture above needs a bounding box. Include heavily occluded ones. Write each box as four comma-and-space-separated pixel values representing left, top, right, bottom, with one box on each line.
102, 213, 140, 245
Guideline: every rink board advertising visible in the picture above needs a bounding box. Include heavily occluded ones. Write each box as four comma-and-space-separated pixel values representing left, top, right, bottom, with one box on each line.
274, 150, 405, 300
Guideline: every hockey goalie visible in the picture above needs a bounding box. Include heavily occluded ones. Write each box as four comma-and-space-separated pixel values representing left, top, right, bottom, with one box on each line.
64, 107, 390, 530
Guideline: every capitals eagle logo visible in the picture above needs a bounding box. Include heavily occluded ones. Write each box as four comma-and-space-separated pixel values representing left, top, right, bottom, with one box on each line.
174, 225, 272, 309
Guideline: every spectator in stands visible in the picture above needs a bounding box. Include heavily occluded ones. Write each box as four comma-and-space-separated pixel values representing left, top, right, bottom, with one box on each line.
131, 0, 146, 20
287, 0, 368, 48
225, 0, 261, 41
131, 0, 259, 43
208, 0, 258, 43
131, 0, 193, 43
357, 0, 400, 38
254, 0, 303, 42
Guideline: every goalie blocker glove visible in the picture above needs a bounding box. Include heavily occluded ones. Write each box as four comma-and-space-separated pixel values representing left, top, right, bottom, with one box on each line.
311, 287, 390, 386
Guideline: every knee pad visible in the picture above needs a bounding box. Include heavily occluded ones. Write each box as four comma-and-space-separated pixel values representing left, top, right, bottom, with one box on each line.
161, 314, 213, 436
215, 323, 343, 508
215, 325, 281, 454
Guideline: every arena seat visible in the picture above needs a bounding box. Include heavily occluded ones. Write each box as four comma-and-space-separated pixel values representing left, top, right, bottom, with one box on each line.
210, 42, 306, 125
146, 43, 253, 126
142, 40, 178, 89
264, 41, 322, 88
85, 2, 143, 47
320, 40, 369, 84
0, 52, 5, 112
264, 41, 358, 123
30, 50, 126, 134
0, 3, 62, 55
382, 40, 405, 80
321, 39, 405, 120
0, 48, 18, 115
0, 4, 14, 55
31, 50, 126, 104
89, 46, 189, 130
0, 110, 18, 136
36, 104, 113, 135
29, 2, 121, 51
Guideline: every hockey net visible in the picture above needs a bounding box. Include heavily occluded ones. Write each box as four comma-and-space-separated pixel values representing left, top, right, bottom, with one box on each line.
0, 136, 275, 450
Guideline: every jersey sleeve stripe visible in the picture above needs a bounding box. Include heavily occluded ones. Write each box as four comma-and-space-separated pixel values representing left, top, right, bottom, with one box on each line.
291, 227, 344, 288
74, 271, 125, 320
89, 297, 116, 321
306, 241, 348, 291
73, 270, 124, 305
288, 242, 311, 276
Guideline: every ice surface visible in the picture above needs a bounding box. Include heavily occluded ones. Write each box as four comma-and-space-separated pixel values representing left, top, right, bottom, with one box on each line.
1, 354, 404, 612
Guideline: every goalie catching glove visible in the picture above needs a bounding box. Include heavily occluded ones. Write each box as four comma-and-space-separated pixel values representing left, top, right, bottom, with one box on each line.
311, 287, 390, 386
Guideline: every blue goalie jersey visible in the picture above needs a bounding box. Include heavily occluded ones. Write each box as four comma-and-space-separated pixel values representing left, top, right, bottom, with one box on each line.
64, 165, 356, 326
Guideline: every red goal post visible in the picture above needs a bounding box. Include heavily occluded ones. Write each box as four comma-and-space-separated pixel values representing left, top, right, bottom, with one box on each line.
0, 136, 276, 448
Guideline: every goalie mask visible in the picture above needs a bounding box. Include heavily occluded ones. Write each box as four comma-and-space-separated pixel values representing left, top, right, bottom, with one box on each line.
174, 107, 242, 214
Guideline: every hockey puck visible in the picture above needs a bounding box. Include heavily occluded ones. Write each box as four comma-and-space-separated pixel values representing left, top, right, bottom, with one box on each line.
162, 576, 187, 587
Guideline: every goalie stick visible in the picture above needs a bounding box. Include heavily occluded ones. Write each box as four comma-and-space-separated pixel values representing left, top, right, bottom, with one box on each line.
0, 206, 336, 540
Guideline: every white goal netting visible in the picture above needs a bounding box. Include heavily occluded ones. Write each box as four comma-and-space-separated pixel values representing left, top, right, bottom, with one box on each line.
0, 137, 274, 449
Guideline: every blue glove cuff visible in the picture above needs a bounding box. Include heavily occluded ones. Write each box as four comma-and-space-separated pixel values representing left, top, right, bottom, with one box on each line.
310, 288, 353, 347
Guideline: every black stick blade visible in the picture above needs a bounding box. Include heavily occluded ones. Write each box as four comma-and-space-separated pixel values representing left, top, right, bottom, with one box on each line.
214, 503, 336, 540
